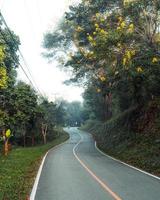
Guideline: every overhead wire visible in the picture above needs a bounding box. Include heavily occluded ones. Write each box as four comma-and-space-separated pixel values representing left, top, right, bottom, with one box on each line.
0, 28, 38, 90
0, 11, 45, 97
22, 0, 47, 97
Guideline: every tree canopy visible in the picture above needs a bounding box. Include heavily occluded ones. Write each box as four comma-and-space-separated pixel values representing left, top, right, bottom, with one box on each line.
43, 0, 160, 121
0, 22, 67, 148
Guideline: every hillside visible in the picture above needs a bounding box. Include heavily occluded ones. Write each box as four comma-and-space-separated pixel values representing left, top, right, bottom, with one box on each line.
81, 98, 160, 176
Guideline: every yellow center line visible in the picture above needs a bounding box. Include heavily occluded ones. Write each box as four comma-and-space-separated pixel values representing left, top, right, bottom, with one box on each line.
73, 134, 122, 200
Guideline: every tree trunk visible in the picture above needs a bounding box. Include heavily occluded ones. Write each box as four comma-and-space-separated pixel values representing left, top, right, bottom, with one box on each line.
23, 135, 26, 147
105, 92, 112, 120
4, 139, 9, 156
31, 135, 35, 146
2, 129, 9, 156
43, 134, 46, 144
41, 123, 48, 144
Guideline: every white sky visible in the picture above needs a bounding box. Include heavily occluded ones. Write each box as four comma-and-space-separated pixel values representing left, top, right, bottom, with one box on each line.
1, 0, 83, 102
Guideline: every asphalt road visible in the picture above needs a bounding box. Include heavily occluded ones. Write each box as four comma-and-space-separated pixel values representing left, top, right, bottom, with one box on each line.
34, 127, 160, 200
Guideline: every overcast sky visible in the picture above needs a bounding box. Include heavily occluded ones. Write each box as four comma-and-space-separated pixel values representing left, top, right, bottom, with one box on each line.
1, 0, 83, 102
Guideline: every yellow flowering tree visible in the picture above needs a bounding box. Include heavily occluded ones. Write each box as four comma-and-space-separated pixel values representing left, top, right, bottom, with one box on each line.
0, 46, 8, 89
0, 67, 8, 89
43, 0, 160, 119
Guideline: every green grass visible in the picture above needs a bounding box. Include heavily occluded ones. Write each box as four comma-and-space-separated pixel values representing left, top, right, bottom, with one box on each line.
0, 130, 69, 200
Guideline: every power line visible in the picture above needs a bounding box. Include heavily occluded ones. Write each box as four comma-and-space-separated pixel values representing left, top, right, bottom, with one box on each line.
0, 28, 37, 90
0, 26, 42, 95
18, 51, 44, 95
0, 11, 44, 96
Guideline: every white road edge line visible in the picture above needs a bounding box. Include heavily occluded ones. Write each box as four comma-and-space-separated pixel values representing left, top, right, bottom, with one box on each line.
30, 137, 70, 200
73, 131, 122, 200
95, 141, 160, 181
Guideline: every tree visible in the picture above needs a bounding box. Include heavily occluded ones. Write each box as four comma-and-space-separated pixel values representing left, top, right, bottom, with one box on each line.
12, 81, 38, 146
0, 24, 20, 151
63, 101, 83, 126
43, 0, 160, 123
35, 99, 66, 144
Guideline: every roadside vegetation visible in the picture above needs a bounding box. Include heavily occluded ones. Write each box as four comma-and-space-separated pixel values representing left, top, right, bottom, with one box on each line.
43, 0, 160, 176
0, 11, 82, 200
0, 0, 160, 198
0, 128, 69, 200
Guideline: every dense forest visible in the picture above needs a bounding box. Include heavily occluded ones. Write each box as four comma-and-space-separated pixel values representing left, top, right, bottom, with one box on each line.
43, 0, 160, 174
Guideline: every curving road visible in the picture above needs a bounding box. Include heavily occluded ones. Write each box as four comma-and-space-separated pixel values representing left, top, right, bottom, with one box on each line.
34, 127, 160, 200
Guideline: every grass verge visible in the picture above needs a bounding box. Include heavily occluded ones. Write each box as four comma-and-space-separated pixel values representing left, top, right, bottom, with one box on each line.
0, 129, 69, 200
97, 134, 160, 177
83, 110, 160, 177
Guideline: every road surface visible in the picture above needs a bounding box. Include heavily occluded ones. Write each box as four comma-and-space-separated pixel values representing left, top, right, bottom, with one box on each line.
34, 127, 160, 200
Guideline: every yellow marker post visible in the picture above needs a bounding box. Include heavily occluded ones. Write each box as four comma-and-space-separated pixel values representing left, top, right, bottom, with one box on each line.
4, 129, 11, 156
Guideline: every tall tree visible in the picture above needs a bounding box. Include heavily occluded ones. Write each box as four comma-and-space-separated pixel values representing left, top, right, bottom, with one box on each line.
43, 0, 160, 121
12, 81, 38, 146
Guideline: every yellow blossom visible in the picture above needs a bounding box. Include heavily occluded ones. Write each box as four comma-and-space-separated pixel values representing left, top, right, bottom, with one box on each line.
100, 76, 106, 82
91, 41, 96, 46
100, 18, 105, 22
86, 51, 95, 59
131, 50, 136, 56
97, 88, 101, 93
128, 23, 134, 33
136, 67, 143, 73
95, 23, 99, 28
96, 13, 100, 17
126, 50, 131, 60
88, 35, 93, 41
123, 57, 127, 65
117, 43, 122, 47
154, 33, 160, 43
124, 0, 136, 6
152, 57, 158, 63
6, 129, 11, 138
120, 21, 126, 29
0, 46, 5, 62
117, 26, 121, 31
96, 27, 100, 32
100, 29, 108, 35
122, 49, 135, 66
0, 67, 8, 89
129, 23, 134, 29
118, 16, 123, 22
88, 51, 94, 58
76, 26, 84, 32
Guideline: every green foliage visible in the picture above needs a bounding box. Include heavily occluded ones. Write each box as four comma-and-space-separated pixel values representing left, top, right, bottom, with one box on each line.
43, 0, 160, 176
0, 20, 67, 147
43, 0, 160, 123
12, 81, 38, 133
82, 98, 160, 175
0, 129, 69, 200
0, 24, 68, 147
62, 101, 83, 126
43, 0, 160, 177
